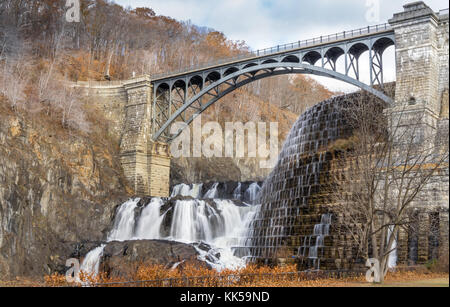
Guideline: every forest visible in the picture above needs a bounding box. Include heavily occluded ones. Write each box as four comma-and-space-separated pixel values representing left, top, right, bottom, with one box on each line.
0, 0, 334, 133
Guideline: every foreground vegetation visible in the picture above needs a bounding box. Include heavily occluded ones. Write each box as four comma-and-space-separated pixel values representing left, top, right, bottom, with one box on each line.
38, 260, 449, 287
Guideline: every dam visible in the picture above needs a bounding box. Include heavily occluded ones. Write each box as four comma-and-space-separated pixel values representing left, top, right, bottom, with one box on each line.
78, 2, 449, 274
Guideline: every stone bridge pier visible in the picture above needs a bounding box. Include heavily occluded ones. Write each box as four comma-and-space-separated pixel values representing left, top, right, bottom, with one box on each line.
76, 77, 172, 198
389, 2, 449, 145
119, 76, 171, 197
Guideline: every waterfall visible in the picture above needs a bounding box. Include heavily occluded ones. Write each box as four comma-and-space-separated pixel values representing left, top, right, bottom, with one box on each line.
81, 182, 262, 275
203, 183, 219, 199
296, 214, 332, 270
108, 198, 140, 241
247, 96, 355, 267
171, 182, 262, 203
244, 183, 262, 204
171, 183, 203, 198
233, 183, 242, 199
79, 245, 106, 277
135, 198, 166, 240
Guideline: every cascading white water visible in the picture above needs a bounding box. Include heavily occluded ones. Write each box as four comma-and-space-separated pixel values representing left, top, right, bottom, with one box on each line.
81, 183, 262, 275
203, 183, 219, 199
79, 245, 106, 276
297, 213, 332, 270
107, 198, 140, 241
171, 183, 203, 198
134, 198, 166, 240
244, 183, 262, 204
233, 183, 242, 199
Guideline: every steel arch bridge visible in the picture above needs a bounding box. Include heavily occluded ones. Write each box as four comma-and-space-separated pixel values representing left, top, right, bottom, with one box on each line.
151, 24, 395, 142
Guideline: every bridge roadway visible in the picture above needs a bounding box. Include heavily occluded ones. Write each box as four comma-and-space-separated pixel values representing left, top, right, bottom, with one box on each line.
150, 23, 396, 141
151, 24, 394, 83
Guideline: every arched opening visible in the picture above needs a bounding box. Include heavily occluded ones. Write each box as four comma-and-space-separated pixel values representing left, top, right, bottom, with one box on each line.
348, 42, 370, 59
381, 45, 396, 84
172, 80, 186, 91
372, 37, 395, 55
243, 63, 258, 69
223, 67, 239, 76
262, 59, 278, 65
302, 51, 322, 66
324, 47, 345, 71
281, 55, 300, 63
347, 42, 370, 81
156, 82, 170, 94
188, 75, 203, 87
205, 71, 221, 83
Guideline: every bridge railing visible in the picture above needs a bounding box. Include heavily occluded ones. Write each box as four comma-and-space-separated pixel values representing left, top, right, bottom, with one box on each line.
151, 23, 392, 80
438, 8, 449, 16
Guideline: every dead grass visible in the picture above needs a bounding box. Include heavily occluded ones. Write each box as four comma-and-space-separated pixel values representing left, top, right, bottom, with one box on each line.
2, 267, 447, 288
38, 263, 449, 288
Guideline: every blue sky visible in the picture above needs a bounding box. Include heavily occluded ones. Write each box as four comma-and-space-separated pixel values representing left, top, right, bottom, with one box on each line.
114, 0, 448, 92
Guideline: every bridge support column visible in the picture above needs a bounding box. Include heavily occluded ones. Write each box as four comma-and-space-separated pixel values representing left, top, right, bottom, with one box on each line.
120, 76, 171, 197
388, 2, 449, 265
389, 2, 448, 141
147, 141, 171, 197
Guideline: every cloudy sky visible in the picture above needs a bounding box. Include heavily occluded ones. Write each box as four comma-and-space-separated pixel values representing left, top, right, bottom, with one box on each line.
115, 0, 448, 92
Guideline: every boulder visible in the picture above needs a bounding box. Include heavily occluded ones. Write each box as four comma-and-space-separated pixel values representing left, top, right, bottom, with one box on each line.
99, 240, 208, 278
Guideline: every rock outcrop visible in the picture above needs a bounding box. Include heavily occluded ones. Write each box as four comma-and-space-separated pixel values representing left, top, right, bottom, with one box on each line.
99, 240, 206, 278
0, 103, 130, 278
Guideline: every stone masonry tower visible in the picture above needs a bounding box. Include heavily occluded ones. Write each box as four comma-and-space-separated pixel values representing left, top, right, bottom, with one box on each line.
389, 2, 449, 141
76, 76, 171, 198
120, 76, 171, 197
388, 2, 449, 264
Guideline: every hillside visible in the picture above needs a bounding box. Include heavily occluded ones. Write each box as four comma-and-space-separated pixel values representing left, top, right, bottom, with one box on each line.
0, 0, 335, 278
1, 0, 334, 183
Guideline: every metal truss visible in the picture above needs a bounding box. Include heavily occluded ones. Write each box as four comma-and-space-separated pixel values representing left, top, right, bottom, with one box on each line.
151, 31, 395, 142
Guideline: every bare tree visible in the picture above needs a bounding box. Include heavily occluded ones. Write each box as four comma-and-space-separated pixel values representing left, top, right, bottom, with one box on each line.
331, 92, 449, 283
0, 54, 29, 110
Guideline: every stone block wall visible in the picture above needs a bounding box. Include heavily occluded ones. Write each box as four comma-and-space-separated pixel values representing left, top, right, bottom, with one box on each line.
76, 81, 128, 139
388, 2, 449, 265
148, 142, 171, 197
389, 2, 447, 116
76, 76, 172, 197
120, 77, 152, 196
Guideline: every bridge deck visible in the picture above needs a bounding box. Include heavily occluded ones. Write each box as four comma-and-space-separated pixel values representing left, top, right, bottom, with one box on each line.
152, 23, 393, 82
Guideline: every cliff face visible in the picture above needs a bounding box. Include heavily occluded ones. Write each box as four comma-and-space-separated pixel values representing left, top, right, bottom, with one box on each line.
0, 103, 130, 278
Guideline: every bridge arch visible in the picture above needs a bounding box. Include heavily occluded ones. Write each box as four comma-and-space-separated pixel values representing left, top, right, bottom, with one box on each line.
242, 63, 258, 69
205, 71, 221, 83
188, 75, 203, 87
262, 59, 279, 65
282, 55, 300, 63
224, 67, 239, 76
348, 42, 369, 58
302, 51, 322, 65
372, 37, 395, 53
172, 79, 186, 90
152, 62, 393, 142
156, 82, 170, 93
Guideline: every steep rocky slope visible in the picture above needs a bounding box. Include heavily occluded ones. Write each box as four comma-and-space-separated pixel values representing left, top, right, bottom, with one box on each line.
0, 100, 130, 278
